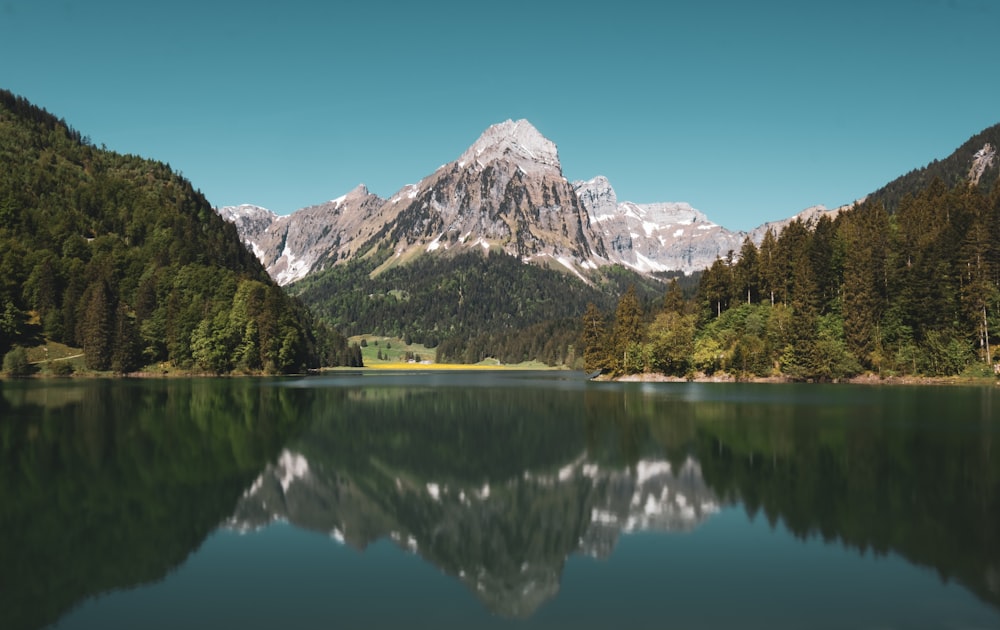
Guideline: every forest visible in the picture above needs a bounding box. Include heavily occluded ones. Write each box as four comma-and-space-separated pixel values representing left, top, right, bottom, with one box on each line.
584, 179, 1000, 380
292, 246, 675, 366
0, 89, 359, 375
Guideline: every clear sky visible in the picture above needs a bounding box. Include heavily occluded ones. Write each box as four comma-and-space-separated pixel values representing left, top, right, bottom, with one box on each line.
2, 0, 998, 231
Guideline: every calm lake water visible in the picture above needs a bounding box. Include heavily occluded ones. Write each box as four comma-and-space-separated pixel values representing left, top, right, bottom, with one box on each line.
2, 372, 999, 629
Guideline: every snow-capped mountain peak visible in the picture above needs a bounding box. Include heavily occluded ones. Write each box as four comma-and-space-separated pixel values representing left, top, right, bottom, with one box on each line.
219, 120, 748, 282
458, 119, 560, 174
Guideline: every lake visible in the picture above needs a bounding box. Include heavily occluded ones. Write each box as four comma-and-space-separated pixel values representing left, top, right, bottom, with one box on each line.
2, 372, 999, 629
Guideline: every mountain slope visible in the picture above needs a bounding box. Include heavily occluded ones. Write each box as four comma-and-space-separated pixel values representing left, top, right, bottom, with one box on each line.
290, 247, 668, 364
867, 123, 1000, 213
0, 89, 351, 372
221, 185, 387, 285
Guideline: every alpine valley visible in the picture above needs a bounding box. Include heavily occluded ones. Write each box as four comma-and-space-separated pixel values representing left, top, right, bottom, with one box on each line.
219, 118, 1000, 369
3, 84, 998, 376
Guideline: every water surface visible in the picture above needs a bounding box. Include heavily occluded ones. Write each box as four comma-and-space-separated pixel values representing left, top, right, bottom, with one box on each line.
2, 374, 998, 628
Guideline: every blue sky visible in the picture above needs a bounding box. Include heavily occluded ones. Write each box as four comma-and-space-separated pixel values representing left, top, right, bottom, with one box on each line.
2, 0, 997, 231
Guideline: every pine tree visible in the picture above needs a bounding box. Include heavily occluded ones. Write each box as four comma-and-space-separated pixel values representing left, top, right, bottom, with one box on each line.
612, 285, 644, 374
699, 256, 733, 319
733, 237, 760, 305
810, 214, 840, 314
839, 201, 890, 370
758, 228, 780, 305
662, 278, 686, 314
581, 302, 610, 373
646, 310, 696, 376
957, 185, 997, 367
111, 302, 142, 374
80, 280, 114, 371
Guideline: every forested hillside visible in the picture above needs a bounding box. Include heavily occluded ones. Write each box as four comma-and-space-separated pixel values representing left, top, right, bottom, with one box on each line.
292, 248, 673, 365
587, 179, 1000, 379
0, 90, 356, 374
867, 123, 1000, 213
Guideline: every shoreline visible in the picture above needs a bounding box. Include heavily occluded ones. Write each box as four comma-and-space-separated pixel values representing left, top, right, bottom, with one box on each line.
4, 363, 997, 385
611, 371, 1000, 386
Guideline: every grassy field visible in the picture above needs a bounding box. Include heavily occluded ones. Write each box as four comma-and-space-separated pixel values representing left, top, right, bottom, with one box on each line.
23, 340, 87, 375
350, 335, 560, 370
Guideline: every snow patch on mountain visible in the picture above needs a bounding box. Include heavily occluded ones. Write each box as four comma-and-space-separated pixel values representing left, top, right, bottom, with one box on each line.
218, 121, 853, 286
574, 177, 744, 275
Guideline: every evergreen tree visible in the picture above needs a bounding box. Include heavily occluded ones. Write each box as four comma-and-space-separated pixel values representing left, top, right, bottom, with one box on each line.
809, 214, 840, 314
838, 201, 890, 370
80, 280, 114, 371
645, 310, 696, 376
662, 278, 687, 314
111, 302, 142, 374
612, 285, 645, 374
581, 302, 610, 372
776, 219, 812, 308
698, 256, 733, 319
733, 237, 760, 305
957, 185, 996, 367
758, 228, 781, 305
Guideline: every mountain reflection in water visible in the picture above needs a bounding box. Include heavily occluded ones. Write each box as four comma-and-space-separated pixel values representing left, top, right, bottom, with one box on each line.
2, 375, 999, 628
230, 449, 719, 617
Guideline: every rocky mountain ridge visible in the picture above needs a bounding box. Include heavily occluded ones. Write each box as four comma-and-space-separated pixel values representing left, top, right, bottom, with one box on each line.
218, 119, 777, 284
574, 175, 746, 273
219, 119, 999, 285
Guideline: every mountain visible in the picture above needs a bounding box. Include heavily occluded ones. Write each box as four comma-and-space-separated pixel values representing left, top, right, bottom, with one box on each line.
371, 120, 599, 275
214, 117, 1000, 368
219, 184, 387, 285
745, 202, 849, 244
220, 119, 750, 285
867, 123, 1000, 213
740, 124, 1000, 243
224, 120, 1000, 290
574, 175, 745, 274
0, 89, 351, 373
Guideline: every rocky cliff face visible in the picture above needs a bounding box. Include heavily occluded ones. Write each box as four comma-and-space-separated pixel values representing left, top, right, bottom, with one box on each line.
253, 185, 386, 284
970, 143, 997, 185
226, 449, 720, 618
216, 204, 278, 259
368, 119, 599, 276
575, 176, 745, 274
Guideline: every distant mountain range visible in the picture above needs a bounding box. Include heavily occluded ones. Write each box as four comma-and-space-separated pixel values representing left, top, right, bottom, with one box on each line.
220, 119, 1000, 287
219, 120, 867, 285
